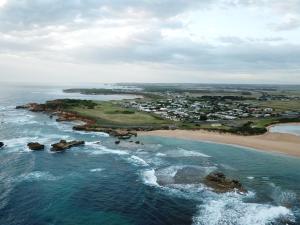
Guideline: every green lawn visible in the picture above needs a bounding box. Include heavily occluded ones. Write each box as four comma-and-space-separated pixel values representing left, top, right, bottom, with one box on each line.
71, 101, 173, 127
257, 100, 300, 112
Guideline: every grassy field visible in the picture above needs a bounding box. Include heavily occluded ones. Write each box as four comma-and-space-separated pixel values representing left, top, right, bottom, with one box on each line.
71, 101, 174, 127
257, 100, 300, 112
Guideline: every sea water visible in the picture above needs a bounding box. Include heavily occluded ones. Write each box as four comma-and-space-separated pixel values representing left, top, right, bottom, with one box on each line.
0, 84, 300, 225
270, 124, 300, 136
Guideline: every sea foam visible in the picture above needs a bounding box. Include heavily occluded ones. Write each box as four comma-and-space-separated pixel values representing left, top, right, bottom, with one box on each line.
165, 148, 211, 158
142, 169, 158, 186
127, 155, 149, 167
193, 193, 295, 225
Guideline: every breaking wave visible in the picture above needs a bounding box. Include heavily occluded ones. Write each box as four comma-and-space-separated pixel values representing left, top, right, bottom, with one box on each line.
193, 193, 295, 225
85, 143, 129, 155
127, 155, 149, 167
142, 169, 158, 186
165, 148, 211, 158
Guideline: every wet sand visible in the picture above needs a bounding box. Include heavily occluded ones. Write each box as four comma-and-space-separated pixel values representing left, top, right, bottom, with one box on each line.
139, 129, 300, 157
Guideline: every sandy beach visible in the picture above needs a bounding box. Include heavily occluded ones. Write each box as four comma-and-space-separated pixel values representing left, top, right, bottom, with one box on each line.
139, 129, 300, 157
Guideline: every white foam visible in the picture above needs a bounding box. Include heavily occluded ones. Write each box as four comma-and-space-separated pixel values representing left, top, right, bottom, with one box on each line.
160, 183, 211, 200
193, 193, 295, 225
156, 166, 183, 179
128, 155, 149, 167
166, 148, 211, 158
73, 129, 109, 137
156, 152, 167, 157
247, 176, 255, 180
87, 144, 129, 155
3, 136, 72, 153
90, 168, 104, 172
270, 183, 298, 207
154, 165, 217, 186
5, 113, 39, 125
3, 137, 38, 152
142, 169, 158, 186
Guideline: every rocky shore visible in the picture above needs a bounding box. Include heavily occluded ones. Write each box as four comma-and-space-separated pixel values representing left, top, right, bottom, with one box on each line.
27, 142, 45, 151
16, 101, 140, 139
73, 125, 138, 139
204, 172, 247, 193
51, 140, 85, 152
16, 102, 95, 124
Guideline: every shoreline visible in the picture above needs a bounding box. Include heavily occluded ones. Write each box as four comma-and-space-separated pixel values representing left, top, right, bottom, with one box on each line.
139, 128, 300, 158
267, 122, 300, 131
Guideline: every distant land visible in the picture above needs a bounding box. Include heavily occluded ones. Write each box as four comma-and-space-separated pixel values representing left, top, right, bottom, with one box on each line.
17, 83, 300, 156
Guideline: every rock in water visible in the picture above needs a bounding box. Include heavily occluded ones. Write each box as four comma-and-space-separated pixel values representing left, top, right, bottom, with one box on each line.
115, 140, 120, 145
27, 142, 45, 151
0, 142, 4, 148
204, 172, 247, 193
51, 140, 85, 152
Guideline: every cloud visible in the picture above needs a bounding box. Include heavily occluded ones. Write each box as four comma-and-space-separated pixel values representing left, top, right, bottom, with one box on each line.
0, 0, 299, 83
0, 0, 214, 30
270, 14, 300, 31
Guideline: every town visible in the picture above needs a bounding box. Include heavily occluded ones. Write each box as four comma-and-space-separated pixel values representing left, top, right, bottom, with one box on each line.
121, 91, 300, 127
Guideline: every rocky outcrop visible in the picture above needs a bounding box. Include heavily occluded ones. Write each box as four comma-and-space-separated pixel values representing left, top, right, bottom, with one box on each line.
55, 112, 94, 124
16, 103, 46, 112
17, 100, 157, 137
17, 102, 95, 125
0, 142, 4, 148
51, 140, 85, 152
73, 125, 137, 139
27, 142, 45, 151
204, 172, 246, 193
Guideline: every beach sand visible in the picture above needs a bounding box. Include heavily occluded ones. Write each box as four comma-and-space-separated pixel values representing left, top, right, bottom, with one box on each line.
139, 129, 300, 157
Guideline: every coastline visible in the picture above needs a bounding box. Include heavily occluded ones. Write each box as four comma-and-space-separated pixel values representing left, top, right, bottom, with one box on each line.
139, 128, 300, 158
267, 122, 300, 131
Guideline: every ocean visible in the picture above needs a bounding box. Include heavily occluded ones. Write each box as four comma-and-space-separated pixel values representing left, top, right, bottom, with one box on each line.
0, 85, 300, 225
270, 124, 300, 136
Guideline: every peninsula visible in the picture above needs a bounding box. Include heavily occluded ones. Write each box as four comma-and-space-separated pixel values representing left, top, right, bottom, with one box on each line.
17, 84, 300, 157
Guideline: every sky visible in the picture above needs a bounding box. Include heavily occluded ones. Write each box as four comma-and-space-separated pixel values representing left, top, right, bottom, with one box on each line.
0, 0, 300, 84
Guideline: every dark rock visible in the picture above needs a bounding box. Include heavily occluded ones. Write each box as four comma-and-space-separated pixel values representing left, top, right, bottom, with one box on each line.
204, 172, 247, 193
111, 130, 137, 139
73, 126, 137, 139
16, 103, 46, 112
51, 140, 85, 152
135, 141, 140, 144
115, 140, 120, 145
27, 142, 45, 151
0, 142, 4, 148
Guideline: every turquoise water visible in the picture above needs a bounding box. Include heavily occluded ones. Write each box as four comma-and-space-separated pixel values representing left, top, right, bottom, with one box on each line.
270, 124, 300, 136
0, 85, 300, 225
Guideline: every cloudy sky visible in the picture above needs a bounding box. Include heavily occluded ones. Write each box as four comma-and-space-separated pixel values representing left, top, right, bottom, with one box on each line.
0, 0, 300, 84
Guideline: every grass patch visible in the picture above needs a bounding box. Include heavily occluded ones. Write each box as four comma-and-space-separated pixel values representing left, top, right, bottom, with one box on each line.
71, 101, 173, 127
257, 100, 300, 112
